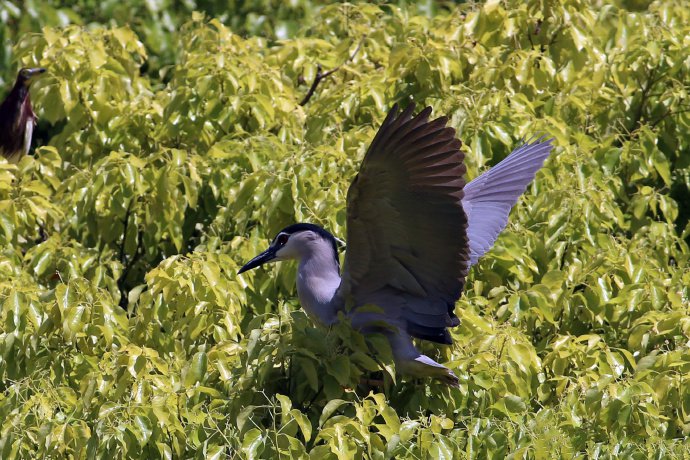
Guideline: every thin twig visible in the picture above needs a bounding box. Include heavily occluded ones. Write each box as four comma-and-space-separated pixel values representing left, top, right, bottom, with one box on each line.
299, 37, 366, 106
299, 64, 324, 107
630, 66, 659, 132
119, 199, 135, 266
302, 382, 324, 414
527, 20, 541, 50
547, 25, 564, 48
650, 106, 690, 128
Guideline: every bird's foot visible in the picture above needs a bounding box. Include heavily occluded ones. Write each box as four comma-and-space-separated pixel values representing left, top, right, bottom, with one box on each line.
435, 368, 460, 388
397, 354, 460, 388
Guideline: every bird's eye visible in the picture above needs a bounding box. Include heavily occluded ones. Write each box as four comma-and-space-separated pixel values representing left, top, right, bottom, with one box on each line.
276, 234, 289, 246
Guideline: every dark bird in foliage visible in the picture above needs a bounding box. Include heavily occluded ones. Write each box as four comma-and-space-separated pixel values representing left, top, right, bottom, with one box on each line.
239, 104, 553, 386
0, 67, 46, 163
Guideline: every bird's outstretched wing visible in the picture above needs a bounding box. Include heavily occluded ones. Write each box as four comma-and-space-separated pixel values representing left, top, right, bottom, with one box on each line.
341, 104, 470, 345
462, 138, 554, 266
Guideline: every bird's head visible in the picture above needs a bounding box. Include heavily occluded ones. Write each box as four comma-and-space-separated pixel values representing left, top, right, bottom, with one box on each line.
238, 223, 340, 274
17, 67, 47, 86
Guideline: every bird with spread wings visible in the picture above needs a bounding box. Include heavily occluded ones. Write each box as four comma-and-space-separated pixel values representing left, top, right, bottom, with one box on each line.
239, 104, 553, 385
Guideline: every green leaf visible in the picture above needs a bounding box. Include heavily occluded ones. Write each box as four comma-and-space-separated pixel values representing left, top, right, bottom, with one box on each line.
290, 409, 312, 442
133, 415, 153, 446
319, 400, 348, 427
241, 428, 264, 459
327, 355, 351, 386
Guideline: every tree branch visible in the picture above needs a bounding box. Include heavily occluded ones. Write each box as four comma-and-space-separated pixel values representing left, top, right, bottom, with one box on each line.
117, 199, 145, 310
650, 106, 690, 128
299, 37, 366, 106
628, 65, 667, 134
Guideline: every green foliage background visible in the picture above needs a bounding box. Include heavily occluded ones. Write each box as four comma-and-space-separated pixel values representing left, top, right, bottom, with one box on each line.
1, 0, 689, 458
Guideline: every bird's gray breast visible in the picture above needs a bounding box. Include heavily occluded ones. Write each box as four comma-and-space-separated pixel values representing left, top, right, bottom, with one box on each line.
296, 269, 341, 325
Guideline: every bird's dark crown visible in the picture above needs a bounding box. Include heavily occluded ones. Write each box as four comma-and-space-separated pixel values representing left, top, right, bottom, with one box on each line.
276, 223, 341, 269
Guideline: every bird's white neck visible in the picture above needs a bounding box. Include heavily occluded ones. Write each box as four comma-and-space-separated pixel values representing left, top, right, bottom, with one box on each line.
295, 241, 341, 325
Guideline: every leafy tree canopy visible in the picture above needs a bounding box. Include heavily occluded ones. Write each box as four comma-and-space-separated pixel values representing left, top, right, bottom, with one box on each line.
0, 0, 689, 458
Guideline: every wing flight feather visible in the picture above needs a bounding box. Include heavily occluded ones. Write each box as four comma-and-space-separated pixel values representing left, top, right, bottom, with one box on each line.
342, 105, 470, 344
342, 106, 553, 344
462, 138, 554, 266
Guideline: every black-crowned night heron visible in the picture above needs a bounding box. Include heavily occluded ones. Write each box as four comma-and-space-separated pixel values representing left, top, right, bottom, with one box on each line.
239, 104, 553, 386
0, 67, 46, 163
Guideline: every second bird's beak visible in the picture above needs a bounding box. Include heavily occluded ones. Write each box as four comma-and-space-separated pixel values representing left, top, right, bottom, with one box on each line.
238, 247, 277, 274
25, 68, 47, 80
21, 68, 47, 86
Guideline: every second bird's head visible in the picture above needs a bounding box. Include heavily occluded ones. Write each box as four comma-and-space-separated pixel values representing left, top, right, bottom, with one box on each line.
238, 223, 340, 274
17, 67, 47, 87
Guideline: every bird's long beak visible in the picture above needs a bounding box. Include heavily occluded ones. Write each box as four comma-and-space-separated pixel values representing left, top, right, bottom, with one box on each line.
238, 247, 277, 274
25, 68, 47, 79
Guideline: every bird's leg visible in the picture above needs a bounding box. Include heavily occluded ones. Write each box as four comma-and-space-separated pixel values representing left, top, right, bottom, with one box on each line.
387, 331, 460, 388
401, 354, 460, 388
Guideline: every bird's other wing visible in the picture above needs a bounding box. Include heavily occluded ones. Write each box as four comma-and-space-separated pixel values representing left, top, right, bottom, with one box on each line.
341, 104, 470, 345
462, 137, 554, 266
23, 119, 34, 157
